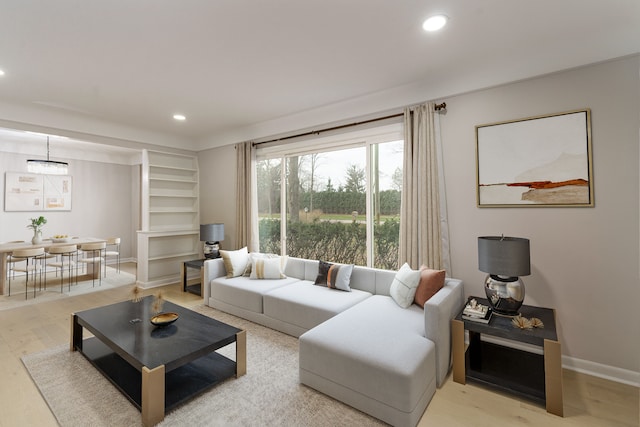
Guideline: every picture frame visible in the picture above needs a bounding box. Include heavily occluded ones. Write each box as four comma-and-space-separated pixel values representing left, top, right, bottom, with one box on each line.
4, 172, 73, 211
476, 109, 593, 207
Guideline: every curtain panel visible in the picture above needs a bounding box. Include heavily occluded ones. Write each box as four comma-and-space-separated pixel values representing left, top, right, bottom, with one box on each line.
235, 141, 259, 252
399, 103, 451, 273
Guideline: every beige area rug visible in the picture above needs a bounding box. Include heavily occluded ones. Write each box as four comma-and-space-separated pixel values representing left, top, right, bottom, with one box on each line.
22, 305, 386, 427
0, 267, 136, 311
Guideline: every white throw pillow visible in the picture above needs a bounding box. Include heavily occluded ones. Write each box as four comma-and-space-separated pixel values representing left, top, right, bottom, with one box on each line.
389, 263, 421, 308
220, 247, 249, 278
250, 256, 287, 279
243, 252, 280, 276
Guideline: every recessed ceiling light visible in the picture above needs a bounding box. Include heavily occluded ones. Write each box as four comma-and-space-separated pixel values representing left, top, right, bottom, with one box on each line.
422, 15, 448, 32
0, 69, 5, 76
173, 114, 186, 121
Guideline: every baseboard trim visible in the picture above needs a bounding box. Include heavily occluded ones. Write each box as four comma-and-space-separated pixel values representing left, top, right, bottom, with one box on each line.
562, 356, 640, 387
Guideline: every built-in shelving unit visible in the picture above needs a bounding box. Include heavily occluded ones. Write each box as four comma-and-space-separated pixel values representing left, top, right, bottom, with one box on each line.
137, 150, 200, 287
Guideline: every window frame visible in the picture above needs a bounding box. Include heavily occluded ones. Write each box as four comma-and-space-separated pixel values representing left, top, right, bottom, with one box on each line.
255, 122, 403, 267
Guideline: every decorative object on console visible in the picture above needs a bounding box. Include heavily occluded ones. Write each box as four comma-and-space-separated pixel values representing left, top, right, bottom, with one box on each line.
462, 298, 493, 323
511, 315, 533, 330
478, 235, 530, 316
200, 223, 224, 259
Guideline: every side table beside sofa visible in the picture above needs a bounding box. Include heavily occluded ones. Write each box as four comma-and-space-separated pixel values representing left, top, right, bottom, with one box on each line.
451, 297, 563, 416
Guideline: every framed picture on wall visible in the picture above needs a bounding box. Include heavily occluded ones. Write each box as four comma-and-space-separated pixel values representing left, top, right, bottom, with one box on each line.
476, 109, 593, 207
4, 172, 72, 211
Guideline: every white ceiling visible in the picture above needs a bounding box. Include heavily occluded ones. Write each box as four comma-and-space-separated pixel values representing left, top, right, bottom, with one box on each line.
0, 1, 638, 152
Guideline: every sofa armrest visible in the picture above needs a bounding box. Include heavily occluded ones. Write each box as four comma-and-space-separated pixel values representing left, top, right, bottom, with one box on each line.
202, 258, 227, 303
424, 278, 465, 387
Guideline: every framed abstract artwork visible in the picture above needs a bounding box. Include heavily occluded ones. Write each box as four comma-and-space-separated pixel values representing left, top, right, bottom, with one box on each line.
4, 172, 72, 211
476, 109, 593, 207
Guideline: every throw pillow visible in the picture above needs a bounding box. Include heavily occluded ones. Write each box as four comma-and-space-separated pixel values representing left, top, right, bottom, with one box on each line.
243, 252, 280, 276
314, 260, 353, 292
414, 266, 446, 308
389, 263, 421, 308
250, 255, 287, 279
220, 247, 249, 278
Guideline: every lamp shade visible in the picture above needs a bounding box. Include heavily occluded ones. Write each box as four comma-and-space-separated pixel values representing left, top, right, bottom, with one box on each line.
200, 223, 224, 242
478, 236, 530, 277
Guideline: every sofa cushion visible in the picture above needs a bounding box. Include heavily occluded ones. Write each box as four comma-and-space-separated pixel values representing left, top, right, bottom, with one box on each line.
414, 267, 446, 308
264, 281, 371, 331
210, 275, 299, 313
299, 295, 435, 413
250, 255, 287, 279
220, 247, 249, 278
314, 260, 354, 291
389, 263, 421, 308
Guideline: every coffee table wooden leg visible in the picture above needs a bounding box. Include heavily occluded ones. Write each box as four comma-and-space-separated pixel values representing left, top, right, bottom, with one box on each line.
181, 262, 187, 292
452, 319, 466, 384
236, 330, 246, 377
142, 365, 165, 427
544, 339, 564, 416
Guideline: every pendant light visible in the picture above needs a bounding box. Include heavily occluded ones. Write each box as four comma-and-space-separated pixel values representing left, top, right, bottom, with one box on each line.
27, 136, 69, 175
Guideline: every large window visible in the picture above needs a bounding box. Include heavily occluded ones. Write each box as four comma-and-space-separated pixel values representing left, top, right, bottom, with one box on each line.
256, 123, 403, 269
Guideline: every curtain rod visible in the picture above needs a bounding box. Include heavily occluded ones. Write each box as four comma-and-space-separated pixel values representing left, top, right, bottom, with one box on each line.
252, 102, 446, 147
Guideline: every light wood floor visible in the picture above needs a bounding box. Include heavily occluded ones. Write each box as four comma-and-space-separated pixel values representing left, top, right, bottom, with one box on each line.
0, 262, 637, 427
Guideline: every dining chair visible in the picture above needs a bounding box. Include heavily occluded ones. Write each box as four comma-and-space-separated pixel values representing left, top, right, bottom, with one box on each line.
78, 242, 106, 287
104, 237, 121, 275
9, 247, 45, 299
47, 244, 78, 292
5, 241, 26, 280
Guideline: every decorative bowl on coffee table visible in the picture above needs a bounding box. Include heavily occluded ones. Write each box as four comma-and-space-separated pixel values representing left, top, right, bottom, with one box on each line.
150, 312, 179, 327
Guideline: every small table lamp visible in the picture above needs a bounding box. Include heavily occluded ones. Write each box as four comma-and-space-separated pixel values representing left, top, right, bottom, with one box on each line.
478, 235, 530, 316
200, 223, 225, 259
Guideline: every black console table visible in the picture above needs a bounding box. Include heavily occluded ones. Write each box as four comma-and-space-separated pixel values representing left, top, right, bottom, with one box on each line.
451, 297, 563, 416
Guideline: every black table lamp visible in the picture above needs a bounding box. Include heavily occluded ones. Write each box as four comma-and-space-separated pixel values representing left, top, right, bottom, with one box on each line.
200, 223, 225, 259
478, 235, 530, 316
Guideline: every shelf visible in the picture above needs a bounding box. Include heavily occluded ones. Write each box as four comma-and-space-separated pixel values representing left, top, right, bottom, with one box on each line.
80, 337, 236, 412
149, 194, 198, 198
149, 252, 200, 262
149, 177, 197, 183
149, 164, 197, 172
465, 339, 546, 405
149, 209, 198, 213
139, 149, 200, 286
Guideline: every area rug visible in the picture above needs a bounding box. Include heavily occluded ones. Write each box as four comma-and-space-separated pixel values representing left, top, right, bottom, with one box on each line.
0, 267, 136, 311
22, 305, 385, 427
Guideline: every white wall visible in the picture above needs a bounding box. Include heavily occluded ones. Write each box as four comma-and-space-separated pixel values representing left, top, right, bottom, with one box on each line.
198, 55, 640, 382
442, 56, 639, 380
0, 152, 138, 261
198, 144, 237, 250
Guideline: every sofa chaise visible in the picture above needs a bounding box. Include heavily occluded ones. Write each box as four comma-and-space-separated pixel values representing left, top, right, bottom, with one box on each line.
203, 254, 464, 427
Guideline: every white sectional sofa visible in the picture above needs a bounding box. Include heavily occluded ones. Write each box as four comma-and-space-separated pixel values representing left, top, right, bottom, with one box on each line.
203, 256, 464, 427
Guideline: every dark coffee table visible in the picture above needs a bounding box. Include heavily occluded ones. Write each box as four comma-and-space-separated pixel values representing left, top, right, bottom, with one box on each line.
71, 296, 246, 426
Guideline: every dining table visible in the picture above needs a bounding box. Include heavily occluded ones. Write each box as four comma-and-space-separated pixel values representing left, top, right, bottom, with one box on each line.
0, 237, 106, 295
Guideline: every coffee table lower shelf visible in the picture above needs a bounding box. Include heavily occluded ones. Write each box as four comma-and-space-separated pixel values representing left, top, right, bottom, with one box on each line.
79, 337, 237, 413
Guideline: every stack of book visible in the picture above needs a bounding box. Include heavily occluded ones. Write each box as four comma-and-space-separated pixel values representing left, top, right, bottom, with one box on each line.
462, 299, 493, 323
